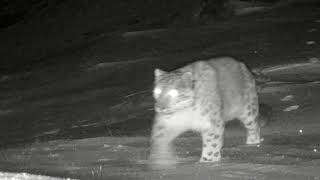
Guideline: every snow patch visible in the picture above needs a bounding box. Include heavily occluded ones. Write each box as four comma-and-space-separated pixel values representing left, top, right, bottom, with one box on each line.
86, 58, 148, 71
308, 28, 317, 32
0, 172, 75, 180
306, 41, 316, 45
103, 144, 111, 148
0, 75, 10, 83
42, 129, 60, 135
234, 6, 268, 16
283, 105, 299, 112
259, 59, 320, 74
0, 109, 13, 115
309, 57, 320, 63
281, 95, 294, 101
122, 28, 166, 38
98, 158, 113, 162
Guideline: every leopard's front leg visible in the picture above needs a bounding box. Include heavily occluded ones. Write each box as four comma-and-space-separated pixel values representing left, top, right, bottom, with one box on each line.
200, 118, 225, 163
149, 122, 184, 167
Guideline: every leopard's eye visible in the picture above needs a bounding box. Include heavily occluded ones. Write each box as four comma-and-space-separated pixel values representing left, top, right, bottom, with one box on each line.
153, 88, 162, 95
167, 89, 179, 98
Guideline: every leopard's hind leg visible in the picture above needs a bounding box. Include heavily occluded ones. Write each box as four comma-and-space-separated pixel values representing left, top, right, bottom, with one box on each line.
239, 63, 261, 145
239, 94, 261, 145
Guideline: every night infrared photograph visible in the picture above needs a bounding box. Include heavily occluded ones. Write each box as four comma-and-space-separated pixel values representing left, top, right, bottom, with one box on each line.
0, 0, 320, 179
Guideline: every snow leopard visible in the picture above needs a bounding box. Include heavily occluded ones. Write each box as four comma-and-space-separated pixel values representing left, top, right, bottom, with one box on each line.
150, 57, 262, 167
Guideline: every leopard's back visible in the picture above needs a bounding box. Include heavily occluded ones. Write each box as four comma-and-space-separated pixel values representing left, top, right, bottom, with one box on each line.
205, 57, 257, 121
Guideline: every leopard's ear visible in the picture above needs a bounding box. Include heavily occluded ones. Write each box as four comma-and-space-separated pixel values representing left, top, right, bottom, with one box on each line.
154, 69, 166, 80
181, 70, 194, 88
198, 61, 213, 71
154, 68, 166, 77
182, 71, 193, 81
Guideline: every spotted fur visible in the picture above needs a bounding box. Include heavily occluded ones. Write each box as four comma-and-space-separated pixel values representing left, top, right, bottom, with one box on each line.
150, 57, 261, 166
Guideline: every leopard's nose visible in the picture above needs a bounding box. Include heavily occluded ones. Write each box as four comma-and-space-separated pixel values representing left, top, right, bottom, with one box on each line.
155, 102, 166, 112
155, 105, 165, 112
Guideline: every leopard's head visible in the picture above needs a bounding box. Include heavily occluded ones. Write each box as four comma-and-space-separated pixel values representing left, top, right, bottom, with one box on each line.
153, 68, 195, 114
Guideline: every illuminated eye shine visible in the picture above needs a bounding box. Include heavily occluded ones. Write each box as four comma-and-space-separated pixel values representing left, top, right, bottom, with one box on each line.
168, 89, 179, 97
154, 88, 162, 95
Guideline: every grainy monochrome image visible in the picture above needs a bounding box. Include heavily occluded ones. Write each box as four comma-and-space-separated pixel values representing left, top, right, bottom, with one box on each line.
0, 0, 320, 179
